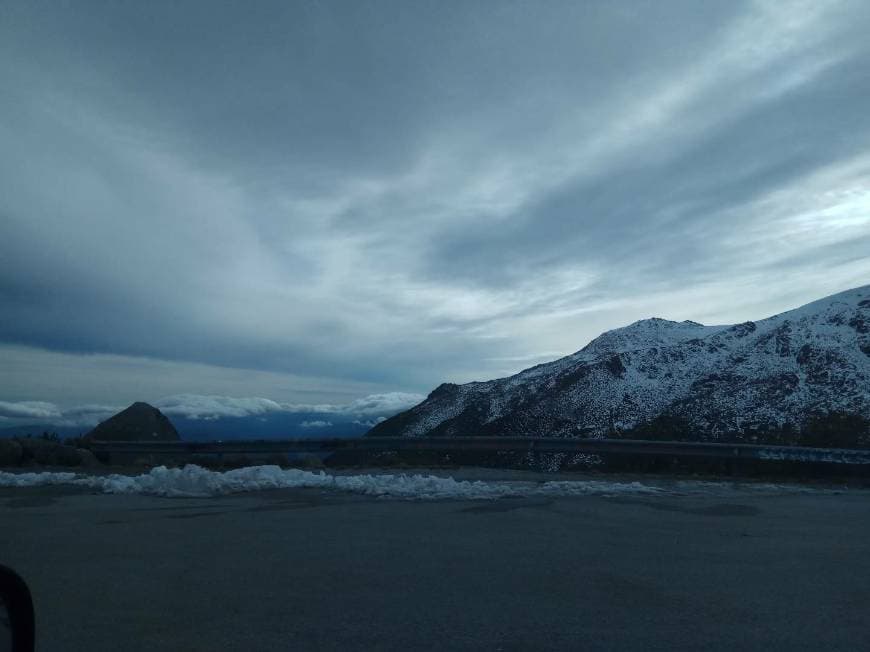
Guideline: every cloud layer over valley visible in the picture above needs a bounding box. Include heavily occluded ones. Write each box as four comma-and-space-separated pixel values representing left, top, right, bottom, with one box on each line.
0, 393, 424, 439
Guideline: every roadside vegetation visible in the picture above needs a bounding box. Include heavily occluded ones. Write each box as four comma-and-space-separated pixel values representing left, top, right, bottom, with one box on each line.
617, 411, 870, 449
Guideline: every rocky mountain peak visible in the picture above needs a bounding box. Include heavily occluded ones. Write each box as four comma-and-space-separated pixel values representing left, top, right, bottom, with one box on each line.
369, 285, 870, 442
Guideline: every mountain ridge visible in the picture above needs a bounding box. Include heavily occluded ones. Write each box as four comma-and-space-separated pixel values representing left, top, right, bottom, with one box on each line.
369, 286, 870, 442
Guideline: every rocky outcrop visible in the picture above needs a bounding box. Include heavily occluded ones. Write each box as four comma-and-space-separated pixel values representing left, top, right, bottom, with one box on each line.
370, 286, 870, 442
85, 402, 180, 442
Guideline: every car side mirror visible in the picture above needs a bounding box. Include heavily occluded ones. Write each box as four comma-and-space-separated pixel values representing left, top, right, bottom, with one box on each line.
0, 565, 34, 652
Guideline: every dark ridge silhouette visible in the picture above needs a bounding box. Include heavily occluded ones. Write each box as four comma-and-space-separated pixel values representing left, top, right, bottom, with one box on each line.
85, 402, 180, 442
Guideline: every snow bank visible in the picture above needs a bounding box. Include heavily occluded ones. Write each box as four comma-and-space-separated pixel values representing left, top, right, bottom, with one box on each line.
0, 465, 671, 500
0, 470, 79, 487
0, 465, 837, 500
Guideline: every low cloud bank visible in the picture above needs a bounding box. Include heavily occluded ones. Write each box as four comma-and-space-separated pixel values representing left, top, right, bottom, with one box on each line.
0, 400, 120, 426
353, 417, 387, 428
154, 395, 285, 420
156, 392, 424, 421
0, 401, 63, 420
0, 392, 424, 431
299, 420, 332, 429
342, 393, 427, 416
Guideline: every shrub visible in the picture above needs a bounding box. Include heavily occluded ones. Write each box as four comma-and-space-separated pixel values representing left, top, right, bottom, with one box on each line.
799, 412, 870, 449
0, 439, 23, 467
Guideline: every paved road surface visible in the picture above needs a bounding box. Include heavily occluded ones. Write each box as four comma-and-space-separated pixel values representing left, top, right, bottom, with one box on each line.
1, 471, 869, 651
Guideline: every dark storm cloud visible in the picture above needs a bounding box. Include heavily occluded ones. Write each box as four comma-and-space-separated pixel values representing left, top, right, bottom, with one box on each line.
1, 0, 869, 406
0, 1, 741, 180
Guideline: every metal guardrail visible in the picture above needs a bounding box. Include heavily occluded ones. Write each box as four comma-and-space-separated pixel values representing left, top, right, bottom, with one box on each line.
87, 437, 870, 465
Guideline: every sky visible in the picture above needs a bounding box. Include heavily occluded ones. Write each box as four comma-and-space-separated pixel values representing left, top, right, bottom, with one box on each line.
1, 0, 869, 427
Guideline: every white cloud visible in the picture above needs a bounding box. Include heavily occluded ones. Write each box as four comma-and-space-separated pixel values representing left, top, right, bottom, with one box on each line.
342, 392, 425, 415
0, 401, 123, 428
0, 400, 62, 420
151, 392, 424, 421
154, 395, 285, 420
56, 404, 123, 427
352, 416, 388, 428
285, 392, 425, 416
299, 420, 332, 429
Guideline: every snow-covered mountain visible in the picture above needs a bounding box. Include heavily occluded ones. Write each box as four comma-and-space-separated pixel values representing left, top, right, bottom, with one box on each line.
370, 286, 870, 440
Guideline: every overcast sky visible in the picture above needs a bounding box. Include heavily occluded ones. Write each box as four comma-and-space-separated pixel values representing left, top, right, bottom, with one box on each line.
1, 0, 869, 418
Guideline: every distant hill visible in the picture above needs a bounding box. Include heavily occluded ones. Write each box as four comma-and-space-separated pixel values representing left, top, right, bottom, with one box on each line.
370, 286, 870, 445
85, 402, 180, 441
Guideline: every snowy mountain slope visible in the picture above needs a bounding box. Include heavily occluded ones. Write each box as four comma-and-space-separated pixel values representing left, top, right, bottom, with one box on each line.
369, 286, 870, 439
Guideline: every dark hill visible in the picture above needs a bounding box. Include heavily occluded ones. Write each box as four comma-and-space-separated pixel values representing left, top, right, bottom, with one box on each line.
85, 402, 180, 441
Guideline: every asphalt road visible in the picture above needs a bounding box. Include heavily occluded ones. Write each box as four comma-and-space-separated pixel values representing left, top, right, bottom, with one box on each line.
1, 472, 869, 651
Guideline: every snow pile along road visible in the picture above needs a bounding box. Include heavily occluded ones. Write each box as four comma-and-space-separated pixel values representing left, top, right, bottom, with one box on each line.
0, 465, 838, 500
0, 464, 674, 499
